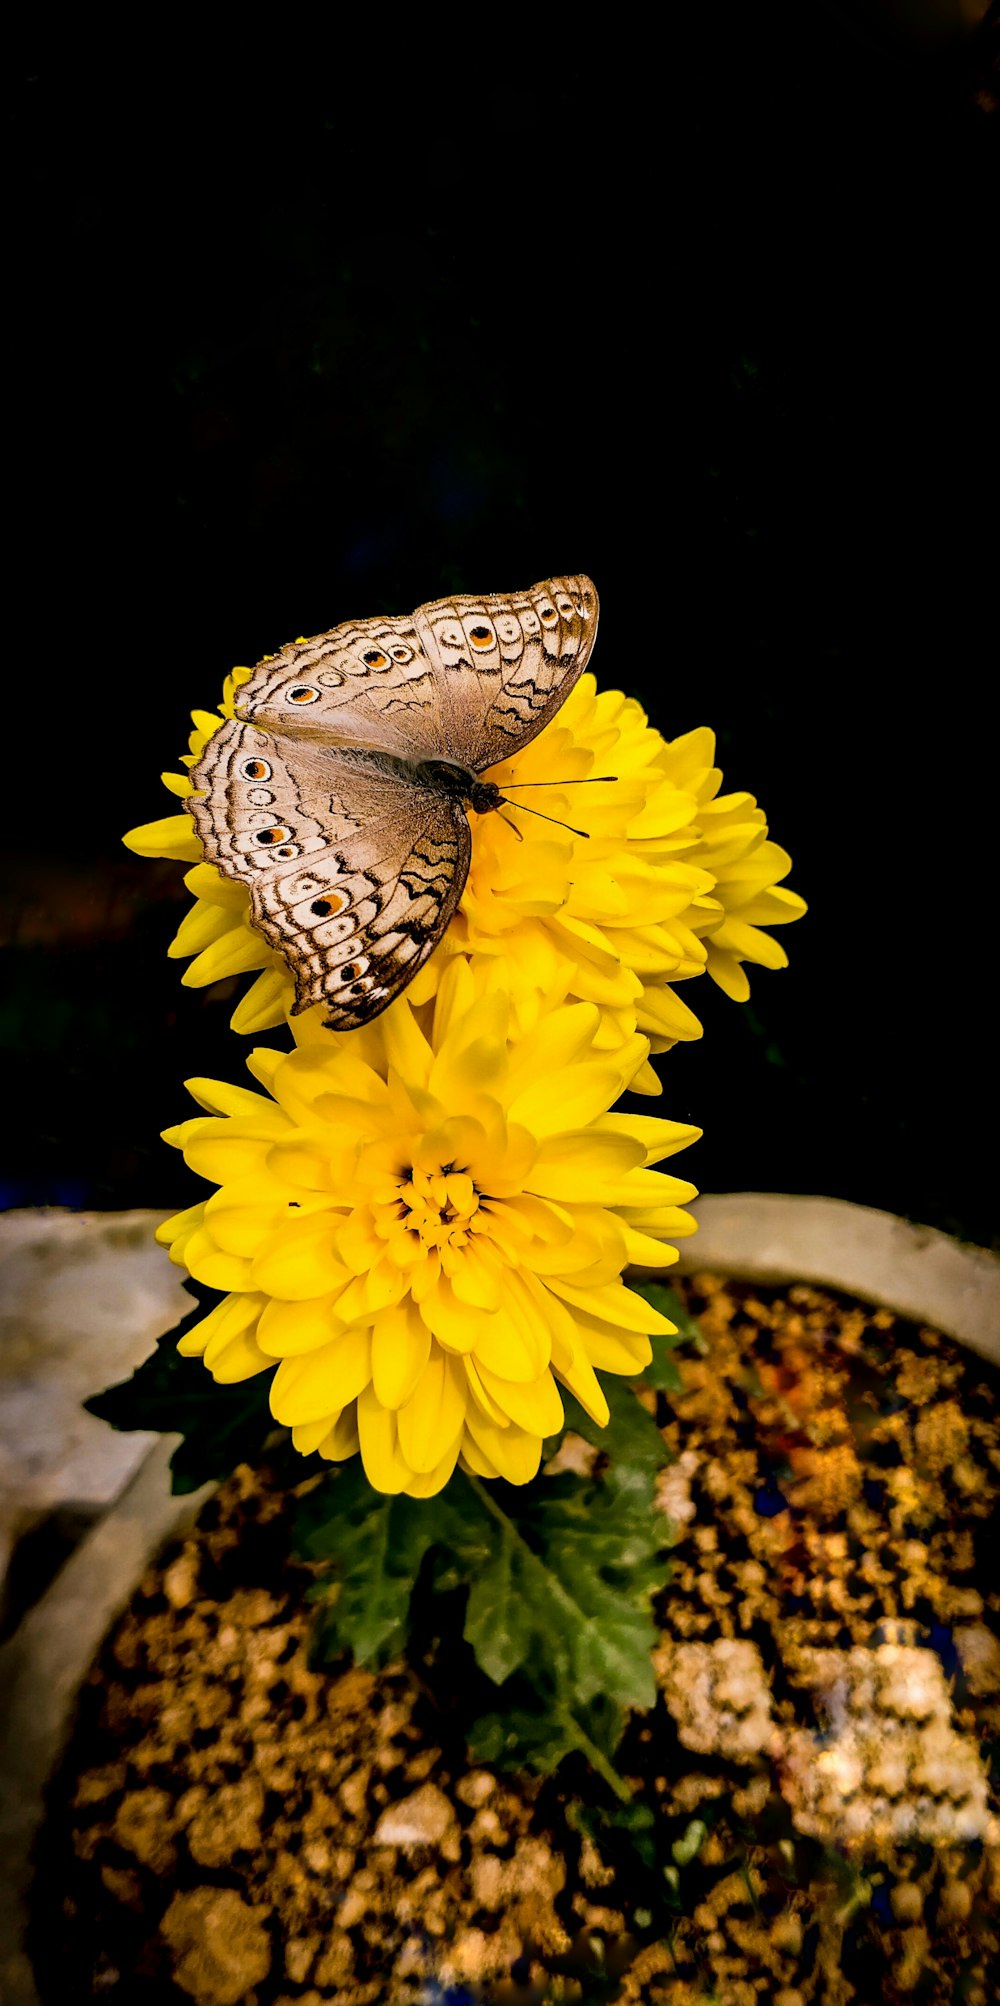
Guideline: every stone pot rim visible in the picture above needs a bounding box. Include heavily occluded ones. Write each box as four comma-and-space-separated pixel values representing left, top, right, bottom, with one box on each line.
1, 1193, 997, 2006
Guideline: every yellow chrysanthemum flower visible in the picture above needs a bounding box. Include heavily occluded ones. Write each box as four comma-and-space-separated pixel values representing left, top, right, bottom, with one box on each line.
157, 959, 699, 1498
654, 726, 807, 1004
124, 670, 804, 1088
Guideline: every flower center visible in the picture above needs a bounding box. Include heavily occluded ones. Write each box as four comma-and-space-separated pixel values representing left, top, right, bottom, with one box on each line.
377, 1165, 486, 1252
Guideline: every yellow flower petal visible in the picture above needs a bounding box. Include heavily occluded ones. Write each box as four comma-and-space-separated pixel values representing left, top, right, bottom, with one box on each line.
230, 965, 290, 1033
463, 1409, 542, 1485
458, 1437, 502, 1479
182, 930, 270, 987
472, 1275, 549, 1381
547, 1276, 677, 1335
206, 1325, 274, 1383
463, 1356, 512, 1427
168, 902, 234, 960
183, 861, 248, 911
371, 1302, 432, 1409
572, 1316, 653, 1375
178, 1228, 253, 1293
402, 1439, 464, 1496
594, 1112, 701, 1163
251, 1213, 350, 1299
256, 1293, 344, 1357
621, 1224, 682, 1267
318, 1406, 361, 1461
123, 814, 202, 861
184, 1077, 285, 1120
270, 1326, 372, 1424
177, 1291, 267, 1359
202, 1193, 292, 1257
475, 1362, 564, 1436
525, 1129, 644, 1201
155, 1200, 204, 1248
292, 1413, 341, 1455
397, 1346, 467, 1472
356, 1387, 411, 1494
704, 947, 751, 1002
159, 769, 192, 799
635, 985, 705, 1043
448, 1244, 503, 1311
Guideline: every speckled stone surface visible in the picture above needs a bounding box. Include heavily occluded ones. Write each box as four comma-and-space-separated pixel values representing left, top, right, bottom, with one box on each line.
675, 1194, 1000, 1364
0, 1208, 186, 1583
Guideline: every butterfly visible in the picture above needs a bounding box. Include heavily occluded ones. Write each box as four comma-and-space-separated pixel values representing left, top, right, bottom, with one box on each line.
187, 573, 599, 1030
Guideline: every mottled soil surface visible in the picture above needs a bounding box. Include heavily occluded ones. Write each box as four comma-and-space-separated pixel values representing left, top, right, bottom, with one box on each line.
35, 1277, 1000, 2003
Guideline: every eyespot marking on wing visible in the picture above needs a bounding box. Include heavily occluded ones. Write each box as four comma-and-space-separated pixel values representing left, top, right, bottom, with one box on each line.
466, 618, 495, 652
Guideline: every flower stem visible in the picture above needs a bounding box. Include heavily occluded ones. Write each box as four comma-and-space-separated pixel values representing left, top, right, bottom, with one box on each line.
553, 1704, 634, 1803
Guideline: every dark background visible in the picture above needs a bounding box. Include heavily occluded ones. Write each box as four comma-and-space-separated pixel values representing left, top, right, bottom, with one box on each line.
5, 6, 998, 1246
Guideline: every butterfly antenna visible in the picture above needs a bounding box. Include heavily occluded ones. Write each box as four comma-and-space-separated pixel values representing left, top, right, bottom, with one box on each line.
501, 798, 589, 839
501, 775, 617, 787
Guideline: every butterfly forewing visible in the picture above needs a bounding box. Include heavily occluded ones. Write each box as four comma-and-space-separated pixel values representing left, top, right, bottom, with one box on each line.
187, 574, 598, 1028
235, 616, 447, 762
414, 572, 599, 771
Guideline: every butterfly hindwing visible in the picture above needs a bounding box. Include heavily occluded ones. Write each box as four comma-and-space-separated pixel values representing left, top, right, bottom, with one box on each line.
188, 720, 470, 1028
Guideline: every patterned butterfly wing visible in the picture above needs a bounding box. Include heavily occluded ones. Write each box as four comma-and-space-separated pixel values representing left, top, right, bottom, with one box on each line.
187, 573, 599, 1027
188, 720, 469, 1029
233, 613, 448, 760
413, 572, 599, 771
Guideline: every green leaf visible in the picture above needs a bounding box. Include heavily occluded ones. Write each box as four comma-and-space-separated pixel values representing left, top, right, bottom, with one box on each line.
470, 1687, 628, 1795
562, 1373, 670, 1489
294, 1376, 674, 1790
297, 1460, 471, 1668
469, 1702, 580, 1775
84, 1281, 275, 1493
569, 1794, 658, 1870
652, 1353, 685, 1391
631, 1279, 708, 1359
463, 1511, 536, 1685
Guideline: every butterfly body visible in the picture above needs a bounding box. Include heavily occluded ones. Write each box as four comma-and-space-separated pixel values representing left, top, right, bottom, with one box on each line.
409, 759, 505, 816
188, 574, 598, 1030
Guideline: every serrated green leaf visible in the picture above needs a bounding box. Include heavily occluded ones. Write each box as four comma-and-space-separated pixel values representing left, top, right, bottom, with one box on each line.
469, 1703, 579, 1774
463, 1512, 536, 1685
295, 1377, 673, 1793
84, 1281, 275, 1492
459, 1381, 670, 1715
297, 1460, 466, 1667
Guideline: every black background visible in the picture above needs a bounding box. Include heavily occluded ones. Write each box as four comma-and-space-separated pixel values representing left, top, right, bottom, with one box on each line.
6, 6, 998, 1245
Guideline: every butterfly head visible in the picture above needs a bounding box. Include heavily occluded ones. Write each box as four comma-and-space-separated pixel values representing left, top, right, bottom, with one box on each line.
467, 779, 505, 815
415, 760, 501, 816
